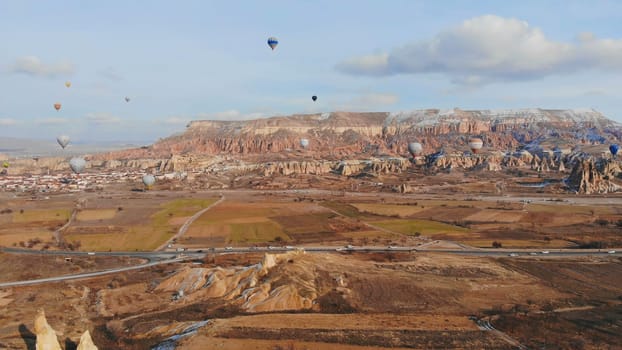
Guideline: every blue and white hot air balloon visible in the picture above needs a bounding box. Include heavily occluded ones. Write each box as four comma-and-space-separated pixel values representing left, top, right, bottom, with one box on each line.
610, 144, 619, 158
267, 37, 278, 50
300, 138, 309, 149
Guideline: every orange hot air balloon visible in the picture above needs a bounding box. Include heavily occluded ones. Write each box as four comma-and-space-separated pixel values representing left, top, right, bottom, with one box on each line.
54, 103, 62, 111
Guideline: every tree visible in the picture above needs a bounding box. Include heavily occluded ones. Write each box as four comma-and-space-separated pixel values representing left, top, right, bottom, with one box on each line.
492, 241, 503, 248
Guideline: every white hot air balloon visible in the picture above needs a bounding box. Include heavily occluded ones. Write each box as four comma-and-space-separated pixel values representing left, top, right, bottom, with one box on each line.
142, 174, 156, 189
468, 137, 484, 154
300, 138, 309, 149
407, 142, 423, 156
69, 157, 86, 174
57, 135, 70, 149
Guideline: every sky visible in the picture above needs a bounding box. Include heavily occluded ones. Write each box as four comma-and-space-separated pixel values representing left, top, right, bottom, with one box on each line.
1, 0, 622, 144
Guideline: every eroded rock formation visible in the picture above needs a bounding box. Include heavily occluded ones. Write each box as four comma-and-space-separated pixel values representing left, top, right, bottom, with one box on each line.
34, 309, 98, 350
156, 251, 317, 313
566, 159, 622, 194
34, 309, 62, 350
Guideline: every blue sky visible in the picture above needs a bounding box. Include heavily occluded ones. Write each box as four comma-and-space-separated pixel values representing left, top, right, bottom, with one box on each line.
1, 0, 622, 143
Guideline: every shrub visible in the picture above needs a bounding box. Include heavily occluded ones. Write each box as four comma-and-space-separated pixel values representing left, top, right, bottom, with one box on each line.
492, 241, 503, 248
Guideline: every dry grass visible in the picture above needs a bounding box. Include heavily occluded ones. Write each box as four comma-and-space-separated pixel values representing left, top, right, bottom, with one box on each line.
12, 209, 71, 223
76, 209, 117, 221
352, 203, 425, 217
185, 201, 339, 245
67, 198, 219, 251
0, 228, 55, 247
464, 239, 572, 249
373, 219, 470, 236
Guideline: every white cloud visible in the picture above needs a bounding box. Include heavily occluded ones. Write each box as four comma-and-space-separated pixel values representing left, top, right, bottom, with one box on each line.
195, 110, 268, 120
10, 56, 75, 78
0, 118, 18, 126
337, 15, 622, 85
85, 112, 121, 124
37, 118, 69, 125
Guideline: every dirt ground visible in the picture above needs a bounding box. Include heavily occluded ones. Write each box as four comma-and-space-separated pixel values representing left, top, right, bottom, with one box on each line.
1, 179, 622, 349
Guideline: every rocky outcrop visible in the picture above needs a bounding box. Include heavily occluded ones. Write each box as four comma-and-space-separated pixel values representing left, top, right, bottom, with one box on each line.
76, 330, 98, 350
263, 160, 335, 176
566, 159, 622, 194
393, 183, 413, 193
34, 309, 62, 350
34, 309, 99, 350
155, 251, 316, 313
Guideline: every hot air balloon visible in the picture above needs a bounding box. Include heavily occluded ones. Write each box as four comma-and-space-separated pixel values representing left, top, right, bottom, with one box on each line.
69, 157, 86, 174
142, 174, 156, 189
125, 97, 130, 103
312, 95, 317, 102
468, 137, 483, 154
267, 37, 278, 50
300, 138, 310, 149
57, 135, 70, 149
610, 144, 619, 158
65, 81, 71, 88
2, 161, 8, 168
407, 142, 423, 156
54, 103, 61, 111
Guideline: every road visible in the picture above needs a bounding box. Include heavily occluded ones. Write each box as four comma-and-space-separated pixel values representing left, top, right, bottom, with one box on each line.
0, 245, 618, 287
0, 254, 192, 288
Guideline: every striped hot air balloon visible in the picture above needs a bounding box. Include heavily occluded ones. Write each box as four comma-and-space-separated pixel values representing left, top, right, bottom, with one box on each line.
468, 137, 484, 154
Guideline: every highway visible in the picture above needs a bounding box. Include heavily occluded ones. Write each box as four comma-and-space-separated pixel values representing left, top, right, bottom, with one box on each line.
1, 244, 620, 288
2, 245, 619, 259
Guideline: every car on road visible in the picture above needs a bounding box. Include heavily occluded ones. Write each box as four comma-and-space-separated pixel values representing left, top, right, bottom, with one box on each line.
541, 251, 549, 254
87, 252, 95, 255
529, 252, 538, 256
387, 246, 397, 249
508, 253, 519, 257
345, 244, 354, 249
225, 247, 233, 250
608, 250, 616, 254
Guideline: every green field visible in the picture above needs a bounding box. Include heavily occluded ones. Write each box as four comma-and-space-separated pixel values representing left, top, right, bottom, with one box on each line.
320, 201, 361, 218
352, 203, 425, 217
373, 219, 470, 236
67, 198, 219, 251
229, 221, 289, 243
12, 209, 71, 223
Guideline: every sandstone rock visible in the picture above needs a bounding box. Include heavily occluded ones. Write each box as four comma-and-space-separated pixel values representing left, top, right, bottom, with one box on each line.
34, 309, 62, 350
77, 330, 98, 350
566, 159, 622, 194
393, 183, 412, 193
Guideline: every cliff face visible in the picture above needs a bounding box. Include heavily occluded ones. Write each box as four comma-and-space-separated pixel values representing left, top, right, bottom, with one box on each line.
88, 108, 618, 161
